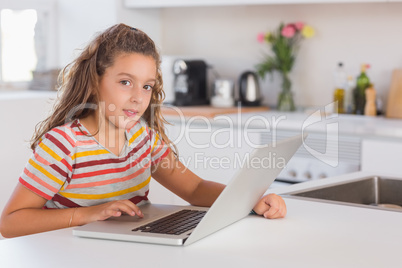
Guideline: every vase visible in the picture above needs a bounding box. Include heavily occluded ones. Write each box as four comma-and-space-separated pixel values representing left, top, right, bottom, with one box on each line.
277, 72, 296, 111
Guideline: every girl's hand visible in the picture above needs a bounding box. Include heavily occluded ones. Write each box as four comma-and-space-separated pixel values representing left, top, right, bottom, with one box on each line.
252, 194, 287, 219
83, 200, 144, 223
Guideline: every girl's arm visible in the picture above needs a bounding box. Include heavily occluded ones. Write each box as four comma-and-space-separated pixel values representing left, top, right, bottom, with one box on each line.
151, 151, 225, 207
151, 151, 287, 218
0, 184, 143, 238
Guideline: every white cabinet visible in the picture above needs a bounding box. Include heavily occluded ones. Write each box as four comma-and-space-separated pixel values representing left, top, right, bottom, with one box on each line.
361, 139, 402, 175
124, 0, 385, 8
0, 92, 56, 216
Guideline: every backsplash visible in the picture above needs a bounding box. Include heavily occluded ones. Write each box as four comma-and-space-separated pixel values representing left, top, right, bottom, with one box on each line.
158, 3, 402, 109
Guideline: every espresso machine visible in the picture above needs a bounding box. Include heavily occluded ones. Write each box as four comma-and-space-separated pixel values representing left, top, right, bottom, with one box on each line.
173, 59, 209, 106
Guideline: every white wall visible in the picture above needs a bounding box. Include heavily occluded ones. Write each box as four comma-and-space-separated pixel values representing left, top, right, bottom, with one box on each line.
115, 1, 162, 46
20, 1, 402, 110
150, 3, 402, 109
57, 0, 117, 66
56, 0, 163, 68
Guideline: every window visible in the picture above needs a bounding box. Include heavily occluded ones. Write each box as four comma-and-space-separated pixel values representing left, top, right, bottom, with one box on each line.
0, 9, 38, 82
0, 0, 57, 89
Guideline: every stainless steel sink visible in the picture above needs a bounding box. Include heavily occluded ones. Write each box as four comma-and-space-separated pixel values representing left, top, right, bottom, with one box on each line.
285, 176, 402, 212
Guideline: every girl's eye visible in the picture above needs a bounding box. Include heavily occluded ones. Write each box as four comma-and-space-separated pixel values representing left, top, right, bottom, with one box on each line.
144, 85, 153, 91
120, 80, 131, 86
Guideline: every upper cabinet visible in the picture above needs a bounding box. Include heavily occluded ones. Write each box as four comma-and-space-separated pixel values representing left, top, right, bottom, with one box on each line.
124, 0, 387, 8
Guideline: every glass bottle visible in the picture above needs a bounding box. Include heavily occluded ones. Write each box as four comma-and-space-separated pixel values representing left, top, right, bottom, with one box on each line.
333, 62, 347, 114
353, 64, 371, 115
344, 75, 355, 114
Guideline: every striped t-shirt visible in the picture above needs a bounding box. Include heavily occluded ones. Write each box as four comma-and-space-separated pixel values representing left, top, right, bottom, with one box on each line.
19, 118, 170, 209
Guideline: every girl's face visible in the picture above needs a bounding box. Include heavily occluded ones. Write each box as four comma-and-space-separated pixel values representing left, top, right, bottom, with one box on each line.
98, 53, 156, 132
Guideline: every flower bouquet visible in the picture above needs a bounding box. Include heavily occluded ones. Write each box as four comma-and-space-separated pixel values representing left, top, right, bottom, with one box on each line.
256, 22, 315, 111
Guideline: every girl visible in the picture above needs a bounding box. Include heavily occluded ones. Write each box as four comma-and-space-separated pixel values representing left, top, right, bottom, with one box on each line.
0, 24, 286, 238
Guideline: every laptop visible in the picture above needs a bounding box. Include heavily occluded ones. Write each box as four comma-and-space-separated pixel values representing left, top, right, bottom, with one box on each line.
73, 134, 304, 246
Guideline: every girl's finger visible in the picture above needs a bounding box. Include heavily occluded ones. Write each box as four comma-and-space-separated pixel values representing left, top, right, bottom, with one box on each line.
263, 206, 279, 218
112, 200, 143, 218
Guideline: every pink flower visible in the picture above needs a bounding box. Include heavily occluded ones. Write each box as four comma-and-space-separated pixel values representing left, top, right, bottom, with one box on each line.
281, 25, 296, 38
294, 22, 304, 30
257, 32, 265, 43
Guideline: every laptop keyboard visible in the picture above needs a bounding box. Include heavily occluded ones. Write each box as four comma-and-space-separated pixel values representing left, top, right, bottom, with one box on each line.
132, 209, 206, 235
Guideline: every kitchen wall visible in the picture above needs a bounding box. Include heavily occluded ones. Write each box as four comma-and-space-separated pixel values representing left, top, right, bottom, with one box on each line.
54, 1, 402, 109
56, 0, 163, 66
153, 3, 402, 108
57, 0, 117, 66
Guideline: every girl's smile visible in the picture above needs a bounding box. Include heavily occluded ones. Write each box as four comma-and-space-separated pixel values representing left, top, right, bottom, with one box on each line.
123, 109, 139, 118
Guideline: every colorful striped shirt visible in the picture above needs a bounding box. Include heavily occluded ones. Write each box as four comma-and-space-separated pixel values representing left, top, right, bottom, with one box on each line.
19, 118, 170, 209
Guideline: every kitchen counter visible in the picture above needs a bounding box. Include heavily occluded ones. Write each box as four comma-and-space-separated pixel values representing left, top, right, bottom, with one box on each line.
1, 171, 401, 268
164, 107, 402, 140
161, 105, 269, 118
0, 90, 57, 100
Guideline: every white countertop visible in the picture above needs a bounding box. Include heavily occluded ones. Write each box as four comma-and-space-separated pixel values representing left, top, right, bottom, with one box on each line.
0, 90, 57, 100
1, 171, 401, 268
165, 109, 402, 140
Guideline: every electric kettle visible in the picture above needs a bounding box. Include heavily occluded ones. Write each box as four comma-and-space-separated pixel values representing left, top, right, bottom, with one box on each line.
238, 71, 262, 106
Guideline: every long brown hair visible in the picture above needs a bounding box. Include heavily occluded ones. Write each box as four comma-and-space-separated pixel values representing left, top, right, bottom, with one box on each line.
31, 23, 174, 154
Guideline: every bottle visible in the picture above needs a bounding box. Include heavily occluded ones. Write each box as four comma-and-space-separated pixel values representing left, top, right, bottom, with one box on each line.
364, 85, 376, 116
376, 97, 383, 116
353, 64, 371, 115
344, 75, 355, 114
333, 62, 347, 114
